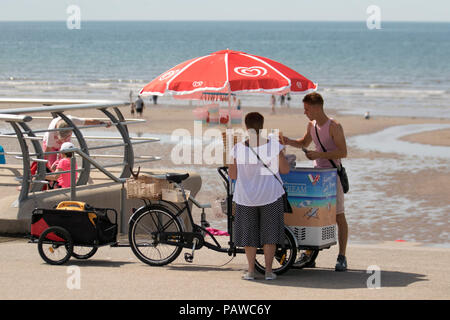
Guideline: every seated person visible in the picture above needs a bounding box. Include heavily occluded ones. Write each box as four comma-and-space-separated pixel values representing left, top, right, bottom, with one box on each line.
45, 142, 78, 189
43, 116, 111, 169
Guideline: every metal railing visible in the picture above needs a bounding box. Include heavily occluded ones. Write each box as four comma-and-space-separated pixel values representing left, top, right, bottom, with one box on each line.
0, 100, 161, 206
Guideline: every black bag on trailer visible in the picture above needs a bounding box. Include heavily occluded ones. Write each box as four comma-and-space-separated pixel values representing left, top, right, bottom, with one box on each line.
94, 208, 118, 244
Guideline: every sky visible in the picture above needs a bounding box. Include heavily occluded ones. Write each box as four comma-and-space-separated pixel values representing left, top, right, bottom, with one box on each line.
0, 0, 449, 22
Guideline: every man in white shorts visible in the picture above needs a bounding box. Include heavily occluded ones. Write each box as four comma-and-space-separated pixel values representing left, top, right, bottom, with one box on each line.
280, 92, 349, 272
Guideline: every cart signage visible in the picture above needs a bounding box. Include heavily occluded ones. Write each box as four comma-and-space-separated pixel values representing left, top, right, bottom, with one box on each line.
281, 168, 337, 228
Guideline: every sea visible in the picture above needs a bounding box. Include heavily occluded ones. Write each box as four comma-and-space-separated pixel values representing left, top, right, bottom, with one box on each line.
0, 21, 449, 118
1, 21, 449, 245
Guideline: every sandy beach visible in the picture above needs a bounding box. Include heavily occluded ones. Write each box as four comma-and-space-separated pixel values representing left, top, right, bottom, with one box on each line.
1, 101, 449, 246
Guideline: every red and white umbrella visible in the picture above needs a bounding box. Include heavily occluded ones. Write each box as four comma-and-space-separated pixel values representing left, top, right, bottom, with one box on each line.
139, 49, 317, 98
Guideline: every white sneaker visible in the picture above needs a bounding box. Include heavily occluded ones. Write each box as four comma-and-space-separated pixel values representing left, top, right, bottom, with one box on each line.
265, 272, 277, 280
242, 272, 256, 280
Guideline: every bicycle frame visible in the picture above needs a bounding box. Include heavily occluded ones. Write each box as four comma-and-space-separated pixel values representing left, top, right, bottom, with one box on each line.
135, 168, 263, 257
156, 179, 249, 256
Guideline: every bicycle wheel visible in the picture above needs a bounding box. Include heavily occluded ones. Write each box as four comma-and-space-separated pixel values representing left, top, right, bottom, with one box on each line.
38, 226, 73, 265
254, 227, 297, 275
72, 246, 98, 260
129, 204, 183, 266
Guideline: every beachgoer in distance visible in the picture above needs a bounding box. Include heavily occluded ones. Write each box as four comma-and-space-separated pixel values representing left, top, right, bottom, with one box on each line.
152, 95, 158, 105
45, 142, 78, 189
130, 101, 136, 116
129, 90, 136, 115
233, 96, 242, 110
279, 92, 349, 271
229, 112, 290, 280
43, 116, 111, 169
271, 95, 276, 114
135, 96, 144, 117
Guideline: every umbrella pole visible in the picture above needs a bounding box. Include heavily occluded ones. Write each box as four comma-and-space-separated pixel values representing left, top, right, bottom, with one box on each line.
227, 85, 232, 129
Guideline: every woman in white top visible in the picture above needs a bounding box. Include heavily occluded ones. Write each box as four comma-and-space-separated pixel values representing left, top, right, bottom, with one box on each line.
229, 112, 290, 280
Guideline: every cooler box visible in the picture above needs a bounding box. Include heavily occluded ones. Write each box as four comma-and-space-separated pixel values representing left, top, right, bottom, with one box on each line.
281, 167, 337, 249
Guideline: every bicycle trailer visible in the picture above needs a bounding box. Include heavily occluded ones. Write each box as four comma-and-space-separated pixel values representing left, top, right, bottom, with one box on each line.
30, 201, 118, 264
31, 201, 118, 245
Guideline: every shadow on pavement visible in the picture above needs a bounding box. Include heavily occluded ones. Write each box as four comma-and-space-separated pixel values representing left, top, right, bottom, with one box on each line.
48, 259, 137, 268
168, 264, 240, 272
166, 264, 427, 289
264, 267, 428, 289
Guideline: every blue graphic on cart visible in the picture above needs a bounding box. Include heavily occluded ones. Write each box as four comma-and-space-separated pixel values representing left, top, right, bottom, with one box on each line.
288, 196, 336, 208
281, 168, 337, 207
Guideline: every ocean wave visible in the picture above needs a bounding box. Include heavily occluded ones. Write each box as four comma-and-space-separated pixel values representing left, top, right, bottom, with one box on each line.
0, 80, 56, 86
326, 87, 447, 97
97, 78, 147, 84
86, 82, 116, 88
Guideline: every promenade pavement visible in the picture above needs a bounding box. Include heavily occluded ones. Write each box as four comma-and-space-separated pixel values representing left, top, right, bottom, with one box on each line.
0, 236, 448, 300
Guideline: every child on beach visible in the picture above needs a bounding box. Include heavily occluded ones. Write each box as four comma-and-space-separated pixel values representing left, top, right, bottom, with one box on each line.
45, 142, 78, 189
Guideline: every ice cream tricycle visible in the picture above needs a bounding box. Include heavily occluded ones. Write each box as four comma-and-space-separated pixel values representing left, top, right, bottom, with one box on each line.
125, 165, 337, 275
124, 49, 329, 274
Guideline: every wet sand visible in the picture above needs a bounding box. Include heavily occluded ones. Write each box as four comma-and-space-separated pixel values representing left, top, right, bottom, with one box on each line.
401, 128, 450, 147
1, 102, 449, 245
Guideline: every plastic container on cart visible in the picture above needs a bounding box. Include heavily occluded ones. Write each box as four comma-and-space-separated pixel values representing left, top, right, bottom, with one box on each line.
281, 167, 337, 249
192, 107, 208, 123
219, 109, 230, 125
206, 104, 219, 125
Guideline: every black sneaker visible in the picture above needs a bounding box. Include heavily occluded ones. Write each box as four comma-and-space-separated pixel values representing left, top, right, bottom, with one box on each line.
335, 254, 347, 272
293, 252, 311, 267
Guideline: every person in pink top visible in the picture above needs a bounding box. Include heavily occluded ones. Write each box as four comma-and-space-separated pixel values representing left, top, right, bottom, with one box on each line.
45, 142, 78, 189
280, 92, 349, 272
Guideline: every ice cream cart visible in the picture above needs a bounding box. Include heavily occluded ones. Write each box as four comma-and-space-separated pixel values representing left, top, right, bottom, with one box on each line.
281, 167, 337, 266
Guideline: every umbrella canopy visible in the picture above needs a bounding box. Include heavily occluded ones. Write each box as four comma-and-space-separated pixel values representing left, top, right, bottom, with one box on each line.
139, 49, 317, 98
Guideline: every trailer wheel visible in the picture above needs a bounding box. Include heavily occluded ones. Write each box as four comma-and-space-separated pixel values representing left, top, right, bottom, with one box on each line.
72, 246, 97, 260
38, 226, 73, 265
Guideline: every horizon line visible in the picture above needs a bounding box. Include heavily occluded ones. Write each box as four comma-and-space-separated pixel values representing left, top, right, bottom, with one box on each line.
0, 19, 449, 23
